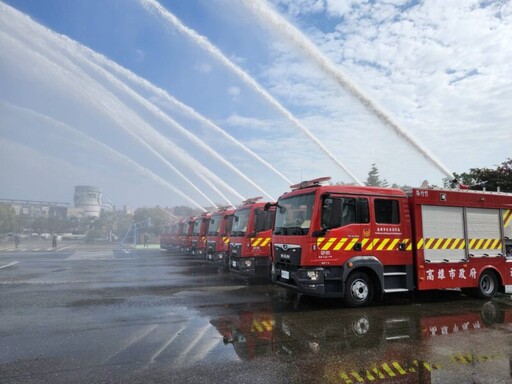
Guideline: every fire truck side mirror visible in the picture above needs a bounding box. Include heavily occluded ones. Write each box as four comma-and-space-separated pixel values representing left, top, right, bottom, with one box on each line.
312, 229, 327, 237
264, 202, 272, 211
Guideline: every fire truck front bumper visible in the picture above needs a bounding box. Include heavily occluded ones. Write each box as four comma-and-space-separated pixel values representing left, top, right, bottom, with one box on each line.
229, 256, 271, 278
272, 264, 344, 298
206, 251, 228, 266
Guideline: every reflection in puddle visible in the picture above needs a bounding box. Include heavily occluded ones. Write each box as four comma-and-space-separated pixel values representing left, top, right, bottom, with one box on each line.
211, 300, 512, 383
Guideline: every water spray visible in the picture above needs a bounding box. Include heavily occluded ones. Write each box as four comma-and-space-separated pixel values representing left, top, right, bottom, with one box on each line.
139, 0, 363, 185
244, 0, 455, 181
4, 103, 209, 212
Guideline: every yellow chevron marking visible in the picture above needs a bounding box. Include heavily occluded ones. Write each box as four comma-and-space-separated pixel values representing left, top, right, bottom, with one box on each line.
440, 238, 452, 250
387, 238, 400, 251
334, 238, 347, 251
252, 238, 262, 247
251, 321, 263, 332
361, 238, 371, 248
338, 372, 352, 384
260, 238, 271, 247
371, 367, 386, 379
317, 237, 325, 247
346, 238, 358, 250
349, 371, 364, 382
377, 238, 390, 251
452, 354, 471, 364
417, 238, 424, 249
261, 320, 273, 331
363, 370, 375, 381
433, 238, 444, 249
322, 237, 337, 251
392, 362, 407, 375
425, 238, 435, 248
504, 210, 512, 227
366, 239, 376, 251
381, 363, 396, 377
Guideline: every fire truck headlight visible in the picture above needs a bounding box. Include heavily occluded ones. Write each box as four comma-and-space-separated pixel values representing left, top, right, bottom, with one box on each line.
243, 260, 253, 267
306, 271, 319, 281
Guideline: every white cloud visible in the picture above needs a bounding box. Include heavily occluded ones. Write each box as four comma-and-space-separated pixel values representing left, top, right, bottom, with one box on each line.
227, 86, 241, 101
257, 0, 512, 184
194, 61, 213, 74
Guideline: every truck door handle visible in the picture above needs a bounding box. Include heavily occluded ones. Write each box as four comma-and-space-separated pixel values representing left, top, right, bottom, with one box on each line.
353, 242, 362, 251
398, 243, 406, 251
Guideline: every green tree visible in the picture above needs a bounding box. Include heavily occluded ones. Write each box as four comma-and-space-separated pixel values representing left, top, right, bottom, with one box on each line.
0, 205, 17, 233
468, 158, 512, 192
133, 207, 171, 236
365, 163, 389, 187
446, 158, 512, 192
172, 205, 200, 217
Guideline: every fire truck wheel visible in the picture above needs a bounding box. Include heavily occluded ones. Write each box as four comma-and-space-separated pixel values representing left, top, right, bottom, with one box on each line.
344, 272, 373, 308
477, 270, 499, 299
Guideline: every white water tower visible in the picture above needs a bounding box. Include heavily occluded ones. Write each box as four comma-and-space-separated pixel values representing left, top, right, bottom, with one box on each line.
74, 186, 102, 218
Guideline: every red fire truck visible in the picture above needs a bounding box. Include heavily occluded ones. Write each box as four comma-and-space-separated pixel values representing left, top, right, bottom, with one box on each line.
169, 219, 185, 253
180, 216, 195, 254
160, 223, 172, 251
206, 207, 234, 266
269, 177, 512, 307
190, 213, 211, 257
229, 197, 276, 278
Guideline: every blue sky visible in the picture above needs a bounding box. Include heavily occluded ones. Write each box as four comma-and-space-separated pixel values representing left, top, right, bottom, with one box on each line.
1, 0, 511, 209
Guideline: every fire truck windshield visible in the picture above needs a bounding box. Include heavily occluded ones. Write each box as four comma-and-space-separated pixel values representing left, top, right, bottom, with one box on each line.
208, 214, 221, 235
274, 192, 315, 235
232, 208, 250, 237
192, 220, 201, 235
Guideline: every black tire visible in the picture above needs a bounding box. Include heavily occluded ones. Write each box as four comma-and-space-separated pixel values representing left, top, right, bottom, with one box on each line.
477, 270, 499, 299
344, 272, 373, 308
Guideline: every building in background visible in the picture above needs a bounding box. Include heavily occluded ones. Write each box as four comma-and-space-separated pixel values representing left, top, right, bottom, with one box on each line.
73, 186, 102, 218
1, 185, 114, 221
0, 199, 69, 219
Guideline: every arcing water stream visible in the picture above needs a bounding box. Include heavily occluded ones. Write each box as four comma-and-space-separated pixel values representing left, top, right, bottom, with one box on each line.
244, 0, 455, 181
140, 0, 363, 186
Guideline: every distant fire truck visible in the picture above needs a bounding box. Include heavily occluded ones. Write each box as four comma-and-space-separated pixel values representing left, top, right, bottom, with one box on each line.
269, 177, 512, 307
190, 212, 210, 257
180, 217, 195, 254
206, 207, 234, 266
229, 197, 276, 278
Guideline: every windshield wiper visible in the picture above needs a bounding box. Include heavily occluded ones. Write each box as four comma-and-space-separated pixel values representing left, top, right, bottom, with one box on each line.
273, 227, 287, 235
284, 226, 305, 235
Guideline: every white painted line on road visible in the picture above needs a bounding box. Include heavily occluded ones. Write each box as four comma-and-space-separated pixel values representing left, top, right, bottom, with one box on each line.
56, 245, 76, 252
0, 261, 19, 270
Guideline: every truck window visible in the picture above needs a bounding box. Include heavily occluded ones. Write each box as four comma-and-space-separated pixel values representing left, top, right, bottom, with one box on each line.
321, 197, 361, 229
375, 199, 400, 224
254, 209, 275, 233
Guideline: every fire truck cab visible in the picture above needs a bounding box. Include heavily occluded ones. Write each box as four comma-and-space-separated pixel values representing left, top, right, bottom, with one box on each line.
190, 213, 211, 257
229, 197, 276, 278
206, 207, 234, 266
271, 177, 512, 307
180, 217, 195, 254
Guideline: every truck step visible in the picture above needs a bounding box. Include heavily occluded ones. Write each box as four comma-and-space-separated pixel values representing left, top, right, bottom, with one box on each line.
383, 272, 407, 276
383, 288, 409, 293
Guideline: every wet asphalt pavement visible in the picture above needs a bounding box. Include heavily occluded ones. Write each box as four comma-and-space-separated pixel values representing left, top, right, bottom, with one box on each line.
1, 244, 512, 383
